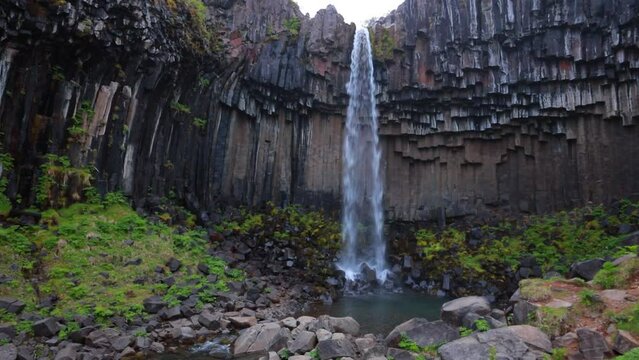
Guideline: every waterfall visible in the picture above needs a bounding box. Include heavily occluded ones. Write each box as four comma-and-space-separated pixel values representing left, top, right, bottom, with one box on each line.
0, 49, 16, 109
338, 29, 388, 284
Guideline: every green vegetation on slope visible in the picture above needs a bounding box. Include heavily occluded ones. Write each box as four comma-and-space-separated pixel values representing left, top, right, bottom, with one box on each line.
0, 192, 243, 326
412, 200, 639, 287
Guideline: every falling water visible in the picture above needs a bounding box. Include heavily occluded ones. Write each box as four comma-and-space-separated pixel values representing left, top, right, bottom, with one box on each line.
0, 49, 17, 109
338, 29, 388, 284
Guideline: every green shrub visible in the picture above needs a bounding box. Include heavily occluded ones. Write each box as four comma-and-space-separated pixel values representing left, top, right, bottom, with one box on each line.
459, 326, 473, 337
616, 347, 639, 360
283, 17, 301, 37
578, 289, 601, 307
474, 319, 490, 332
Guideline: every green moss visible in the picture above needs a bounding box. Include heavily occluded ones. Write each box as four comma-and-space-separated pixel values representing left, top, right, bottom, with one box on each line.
170, 101, 191, 114
520, 279, 552, 302
474, 319, 490, 332
0, 194, 243, 325
369, 27, 396, 61
532, 306, 571, 337
283, 17, 301, 38
36, 154, 92, 208
616, 347, 639, 359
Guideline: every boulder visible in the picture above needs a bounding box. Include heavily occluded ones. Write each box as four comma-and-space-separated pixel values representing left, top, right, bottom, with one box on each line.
317, 338, 356, 360
441, 297, 491, 326
54, 344, 79, 360
198, 311, 222, 330
110, 335, 133, 351
33, 318, 60, 338
316, 329, 332, 342
234, 323, 291, 355
613, 330, 639, 354
0, 323, 16, 339
0, 344, 17, 360
576, 328, 608, 360
569, 259, 605, 281
507, 325, 552, 353
387, 348, 419, 360
281, 317, 297, 329
166, 257, 182, 273
142, 296, 166, 314
0, 297, 25, 314
288, 330, 317, 354
327, 317, 360, 336
438, 327, 546, 360
230, 316, 258, 329
385, 318, 459, 348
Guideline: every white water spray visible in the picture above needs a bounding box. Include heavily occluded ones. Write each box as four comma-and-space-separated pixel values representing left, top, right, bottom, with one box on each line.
338, 29, 388, 284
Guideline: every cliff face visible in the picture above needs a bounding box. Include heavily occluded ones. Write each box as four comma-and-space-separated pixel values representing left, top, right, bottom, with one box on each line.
372, 0, 639, 220
0, 0, 638, 222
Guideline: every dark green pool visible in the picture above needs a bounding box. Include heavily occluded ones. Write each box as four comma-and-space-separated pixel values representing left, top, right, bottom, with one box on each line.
309, 291, 447, 335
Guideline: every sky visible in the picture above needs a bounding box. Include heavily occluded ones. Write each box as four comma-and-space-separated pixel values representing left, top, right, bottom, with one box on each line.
294, 0, 404, 26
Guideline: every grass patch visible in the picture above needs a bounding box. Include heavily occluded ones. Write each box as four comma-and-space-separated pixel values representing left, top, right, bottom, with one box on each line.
519, 279, 552, 302
0, 194, 243, 325
531, 306, 572, 337
593, 259, 639, 290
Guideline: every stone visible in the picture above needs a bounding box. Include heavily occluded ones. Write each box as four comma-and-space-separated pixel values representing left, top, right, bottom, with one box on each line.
513, 300, 538, 325
317, 338, 356, 360
0, 344, 17, 360
613, 254, 637, 266
387, 348, 418, 360
160, 306, 182, 320
316, 329, 332, 342
198, 311, 222, 330
136, 336, 152, 349
0, 323, 16, 339
576, 328, 608, 360
355, 337, 376, 353
230, 316, 258, 329
150, 342, 165, 353
600, 290, 627, 302
553, 332, 578, 349
281, 317, 297, 329
441, 297, 491, 326
386, 318, 459, 348
327, 316, 360, 336
179, 326, 196, 340
438, 326, 546, 360
288, 330, 317, 354
120, 347, 136, 358
124, 258, 142, 266
111, 335, 133, 351
143, 296, 166, 314
507, 325, 552, 353
53, 345, 78, 360
614, 330, 639, 354
234, 323, 291, 355
289, 356, 311, 360
569, 259, 605, 281
166, 257, 182, 273
33, 318, 60, 337
0, 298, 25, 314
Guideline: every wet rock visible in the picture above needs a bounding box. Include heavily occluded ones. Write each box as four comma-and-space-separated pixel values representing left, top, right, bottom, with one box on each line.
569, 259, 605, 281
317, 338, 356, 360
33, 318, 60, 338
441, 297, 491, 326
614, 330, 639, 354
576, 328, 608, 360
386, 318, 459, 348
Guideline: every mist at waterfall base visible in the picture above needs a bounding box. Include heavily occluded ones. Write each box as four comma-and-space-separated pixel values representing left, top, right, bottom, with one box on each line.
337, 29, 390, 284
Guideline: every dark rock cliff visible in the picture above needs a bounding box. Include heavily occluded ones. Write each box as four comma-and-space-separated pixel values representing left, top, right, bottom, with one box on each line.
0, 0, 638, 222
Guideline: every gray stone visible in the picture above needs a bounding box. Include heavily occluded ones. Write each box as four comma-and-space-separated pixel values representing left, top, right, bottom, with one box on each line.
386, 318, 459, 348
111, 335, 133, 351
166, 257, 182, 272
0, 344, 17, 360
0, 323, 16, 339
288, 330, 317, 354
230, 316, 258, 329
150, 342, 165, 353
441, 297, 491, 327
614, 330, 639, 354
569, 259, 605, 281
198, 311, 222, 330
53, 345, 78, 360
438, 326, 546, 360
160, 306, 182, 320
234, 323, 290, 355
576, 328, 608, 360
0, 298, 25, 314
316, 329, 332, 342
387, 348, 418, 360
281, 317, 297, 329
507, 325, 552, 353
317, 338, 356, 360
142, 296, 166, 314
33, 318, 60, 338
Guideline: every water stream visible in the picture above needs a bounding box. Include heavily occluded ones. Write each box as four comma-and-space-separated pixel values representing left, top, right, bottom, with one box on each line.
338, 28, 388, 283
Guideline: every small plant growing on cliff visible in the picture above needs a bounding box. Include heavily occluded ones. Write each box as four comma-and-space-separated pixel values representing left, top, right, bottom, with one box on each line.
171, 101, 191, 114
283, 17, 301, 38
68, 101, 94, 143
51, 65, 65, 81
193, 117, 207, 129
0, 151, 14, 216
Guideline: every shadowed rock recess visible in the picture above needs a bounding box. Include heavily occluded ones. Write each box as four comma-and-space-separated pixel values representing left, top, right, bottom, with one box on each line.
1, 0, 638, 221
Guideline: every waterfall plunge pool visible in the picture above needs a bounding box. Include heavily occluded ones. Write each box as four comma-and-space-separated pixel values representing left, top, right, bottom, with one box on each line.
309, 291, 448, 335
